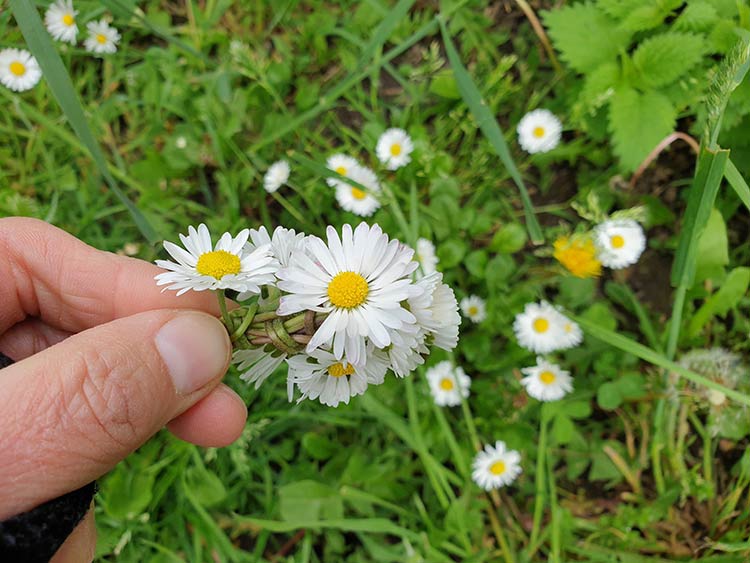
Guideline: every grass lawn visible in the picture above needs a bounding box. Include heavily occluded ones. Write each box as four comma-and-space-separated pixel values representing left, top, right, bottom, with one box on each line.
3, 0, 750, 561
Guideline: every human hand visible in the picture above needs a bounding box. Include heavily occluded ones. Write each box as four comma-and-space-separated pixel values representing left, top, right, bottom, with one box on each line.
0, 217, 248, 560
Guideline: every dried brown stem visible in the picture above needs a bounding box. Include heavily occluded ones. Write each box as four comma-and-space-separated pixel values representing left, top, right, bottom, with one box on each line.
629, 132, 700, 189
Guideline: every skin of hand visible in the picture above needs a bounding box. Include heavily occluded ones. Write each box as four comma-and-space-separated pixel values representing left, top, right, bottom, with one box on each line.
0, 217, 249, 560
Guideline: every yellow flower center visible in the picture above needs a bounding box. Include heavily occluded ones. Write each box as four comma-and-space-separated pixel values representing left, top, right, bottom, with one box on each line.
9, 61, 25, 76
553, 236, 602, 278
62, 13, 75, 26
328, 362, 355, 378
532, 317, 549, 333
351, 187, 366, 200
610, 234, 625, 249
195, 250, 241, 280
96, 33, 107, 44
540, 370, 556, 385
327, 271, 369, 309
440, 378, 454, 391
335, 166, 347, 176
390, 143, 402, 156
532, 126, 545, 138
490, 461, 506, 475
468, 306, 478, 316
564, 323, 573, 333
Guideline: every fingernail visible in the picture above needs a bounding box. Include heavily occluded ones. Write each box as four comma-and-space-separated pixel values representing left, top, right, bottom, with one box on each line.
155, 312, 230, 394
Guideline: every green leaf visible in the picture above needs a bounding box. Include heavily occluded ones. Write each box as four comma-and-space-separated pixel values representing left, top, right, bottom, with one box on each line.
725, 158, 750, 214
465, 250, 488, 278
609, 87, 676, 171
672, 149, 730, 288
580, 61, 620, 109
490, 223, 528, 254
279, 481, 344, 522
552, 413, 576, 444
597, 381, 623, 410
688, 267, 750, 337
633, 32, 706, 88
103, 464, 155, 519
597, 0, 650, 19
543, 3, 631, 73
438, 17, 544, 243
429, 69, 462, 99
694, 208, 729, 283
674, 1, 720, 32
437, 238, 468, 269
184, 466, 227, 508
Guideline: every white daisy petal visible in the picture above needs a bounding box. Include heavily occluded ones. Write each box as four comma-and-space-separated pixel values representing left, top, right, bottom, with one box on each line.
471, 441, 522, 490
376, 128, 414, 170
0, 49, 42, 92
594, 219, 646, 269
264, 160, 290, 193
45, 0, 78, 44
520, 357, 573, 402
517, 109, 562, 154
425, 361, 471, 406
84, 20, 120, 55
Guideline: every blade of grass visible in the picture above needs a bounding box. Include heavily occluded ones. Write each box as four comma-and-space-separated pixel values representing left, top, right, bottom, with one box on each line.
354, 0, 416, 70
574, 315, 750, 407
438, 16, 544, 244
724, 158, 750, 214
9, 0, 157, 243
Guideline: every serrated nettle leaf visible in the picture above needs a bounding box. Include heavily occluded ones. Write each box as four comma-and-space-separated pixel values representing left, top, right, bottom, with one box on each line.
580, 62, 620, 110
674, 1, 720, 32
609, 87, 677, 171
597, 0, 651, 20
688, 267, 750, 337
543, 3, 631, 73
633, 32, 706, 89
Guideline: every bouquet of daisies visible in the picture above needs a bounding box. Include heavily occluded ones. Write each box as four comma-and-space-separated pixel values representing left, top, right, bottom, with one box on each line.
154, 222, 460, 407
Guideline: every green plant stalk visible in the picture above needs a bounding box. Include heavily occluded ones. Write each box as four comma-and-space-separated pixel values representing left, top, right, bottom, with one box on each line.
216, 292, 232, 329
547, 441, 561, 563
529, 404, 549, 550
438, 16, 543, 244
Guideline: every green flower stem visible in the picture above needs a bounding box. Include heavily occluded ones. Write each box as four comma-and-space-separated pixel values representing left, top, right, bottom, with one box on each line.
529, 403, 550, 551
231, 303, 258, 342
217, 291, 232, 328
547, 441, 561, 563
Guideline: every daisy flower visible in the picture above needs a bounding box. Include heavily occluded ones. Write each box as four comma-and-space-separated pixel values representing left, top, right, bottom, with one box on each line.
237, 226, 306, 300
409, 272, 460, 352
376, 128, 414, 170
0, 49, 42, 92
520, 357, 573, 402
277, 222, 421, 366
386, 326, 427, 378
287, 346, 388, 407
326, 154, 360, 187
594, 219, 646, 269
553, 235, 601, 278
233, 346, 286, 391
84, 20, 120, 55
334, 165, 381, 217
517, 109, 562, 154
155, 224, 277, 296
45, 0, 78, 44
472, 441, 522, 490
426, 361, 471, 407
513, 301, 581, 353
263, 160, 290, 193
460, 295, 487, 323
416, 238, 438, 275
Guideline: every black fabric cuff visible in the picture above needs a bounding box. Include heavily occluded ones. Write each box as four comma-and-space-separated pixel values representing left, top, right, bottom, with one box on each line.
0, 351, 97, 562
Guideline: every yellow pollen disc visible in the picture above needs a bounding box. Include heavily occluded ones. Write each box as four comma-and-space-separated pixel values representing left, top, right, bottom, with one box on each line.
540, 371, 556, 385
195, 250, 241, 280
611, 234, 625, 249
96, 33, 107, 44
532, 126, 545, 138
328, 362, 355, 378
439, 378, 454, 391
564, 323, 573, 333
9, 61, 25, 76
335, 166, 347, 175
351, 187, 367, 200
327, 271, 369, 309
62, 13, 75, 26
490, 461, 506, 475
532, 317, 549, 333
390, 143, 402, 156
468, 306, 478, 316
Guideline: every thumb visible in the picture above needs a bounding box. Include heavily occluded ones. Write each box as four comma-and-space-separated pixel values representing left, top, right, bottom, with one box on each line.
0, 310, 231, 519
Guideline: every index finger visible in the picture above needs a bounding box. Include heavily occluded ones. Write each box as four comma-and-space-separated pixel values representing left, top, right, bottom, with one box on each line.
0, 217, 221, 335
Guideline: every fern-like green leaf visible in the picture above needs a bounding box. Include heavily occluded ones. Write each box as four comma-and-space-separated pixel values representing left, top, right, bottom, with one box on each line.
633, 32, 706, 88
543, 3, 631, 74
609, 87, 676, 171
